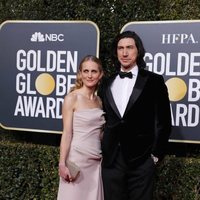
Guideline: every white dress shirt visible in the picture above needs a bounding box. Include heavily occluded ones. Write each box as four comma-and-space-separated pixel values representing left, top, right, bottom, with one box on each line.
111, 66, 138, 117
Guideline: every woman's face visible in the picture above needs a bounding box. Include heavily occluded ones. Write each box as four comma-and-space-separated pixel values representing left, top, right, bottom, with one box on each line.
80, 60, 103, 88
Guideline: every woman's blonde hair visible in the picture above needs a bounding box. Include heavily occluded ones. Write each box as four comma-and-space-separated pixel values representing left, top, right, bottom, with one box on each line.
69, 55, 103, 93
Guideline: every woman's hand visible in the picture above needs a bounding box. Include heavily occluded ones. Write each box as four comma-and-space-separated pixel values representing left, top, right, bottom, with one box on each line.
59, 163, 73, 183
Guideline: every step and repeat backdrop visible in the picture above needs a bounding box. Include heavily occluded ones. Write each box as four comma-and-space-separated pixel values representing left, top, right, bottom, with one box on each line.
0, 20, 199, 143
0, 20, 99, 134
122, 20, 200, 143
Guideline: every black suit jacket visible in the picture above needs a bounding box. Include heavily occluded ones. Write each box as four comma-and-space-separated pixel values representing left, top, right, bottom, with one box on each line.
98, 69, 172, 167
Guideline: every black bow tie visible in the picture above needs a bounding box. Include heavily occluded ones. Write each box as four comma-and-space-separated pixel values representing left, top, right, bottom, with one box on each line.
118, 71, 133, 79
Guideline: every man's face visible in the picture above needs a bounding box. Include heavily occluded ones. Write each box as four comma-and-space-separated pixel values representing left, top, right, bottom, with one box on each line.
117, 37, 138, 71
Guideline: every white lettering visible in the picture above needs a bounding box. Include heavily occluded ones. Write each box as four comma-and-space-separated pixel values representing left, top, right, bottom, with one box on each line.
171, 103, 199, 127
14, 96, 63, 119
188, 79, 200, 101
16, 73, 36, 94
162, 33, 196, 44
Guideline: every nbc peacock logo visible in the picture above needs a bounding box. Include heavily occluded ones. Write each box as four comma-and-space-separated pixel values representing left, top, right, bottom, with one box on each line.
30, 32, 64, 42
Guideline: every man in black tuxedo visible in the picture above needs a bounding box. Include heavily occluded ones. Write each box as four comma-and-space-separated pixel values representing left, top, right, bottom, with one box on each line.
98, 31, 172, 200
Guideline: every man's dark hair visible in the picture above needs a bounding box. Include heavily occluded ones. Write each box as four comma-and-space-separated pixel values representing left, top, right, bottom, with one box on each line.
111, 30, 146, 71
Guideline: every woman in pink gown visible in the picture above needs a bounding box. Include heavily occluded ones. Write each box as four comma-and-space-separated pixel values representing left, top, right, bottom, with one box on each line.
57, 55, 105, 200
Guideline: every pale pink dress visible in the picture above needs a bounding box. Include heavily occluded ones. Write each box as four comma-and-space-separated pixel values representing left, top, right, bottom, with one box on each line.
57, 108, 105, 200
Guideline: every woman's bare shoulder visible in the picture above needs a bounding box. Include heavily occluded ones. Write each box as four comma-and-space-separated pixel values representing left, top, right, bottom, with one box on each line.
63, 91, 78, 108
96, 95, 103, 108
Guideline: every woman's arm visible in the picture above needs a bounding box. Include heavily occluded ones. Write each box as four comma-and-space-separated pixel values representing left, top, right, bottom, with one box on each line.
59, 93, 76, 182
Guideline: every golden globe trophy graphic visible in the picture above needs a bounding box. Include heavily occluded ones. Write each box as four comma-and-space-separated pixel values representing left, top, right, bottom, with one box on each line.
35, 73, 56, 96
166, 77, 187, 102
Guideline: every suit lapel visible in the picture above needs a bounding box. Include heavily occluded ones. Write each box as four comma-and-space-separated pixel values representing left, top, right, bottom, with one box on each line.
105, 75, 121, 118
104, 70, 149, 118
124, 70, 149, 115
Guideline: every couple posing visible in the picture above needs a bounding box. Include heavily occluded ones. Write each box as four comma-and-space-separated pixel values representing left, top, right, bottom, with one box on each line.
57, 31, 172, 200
